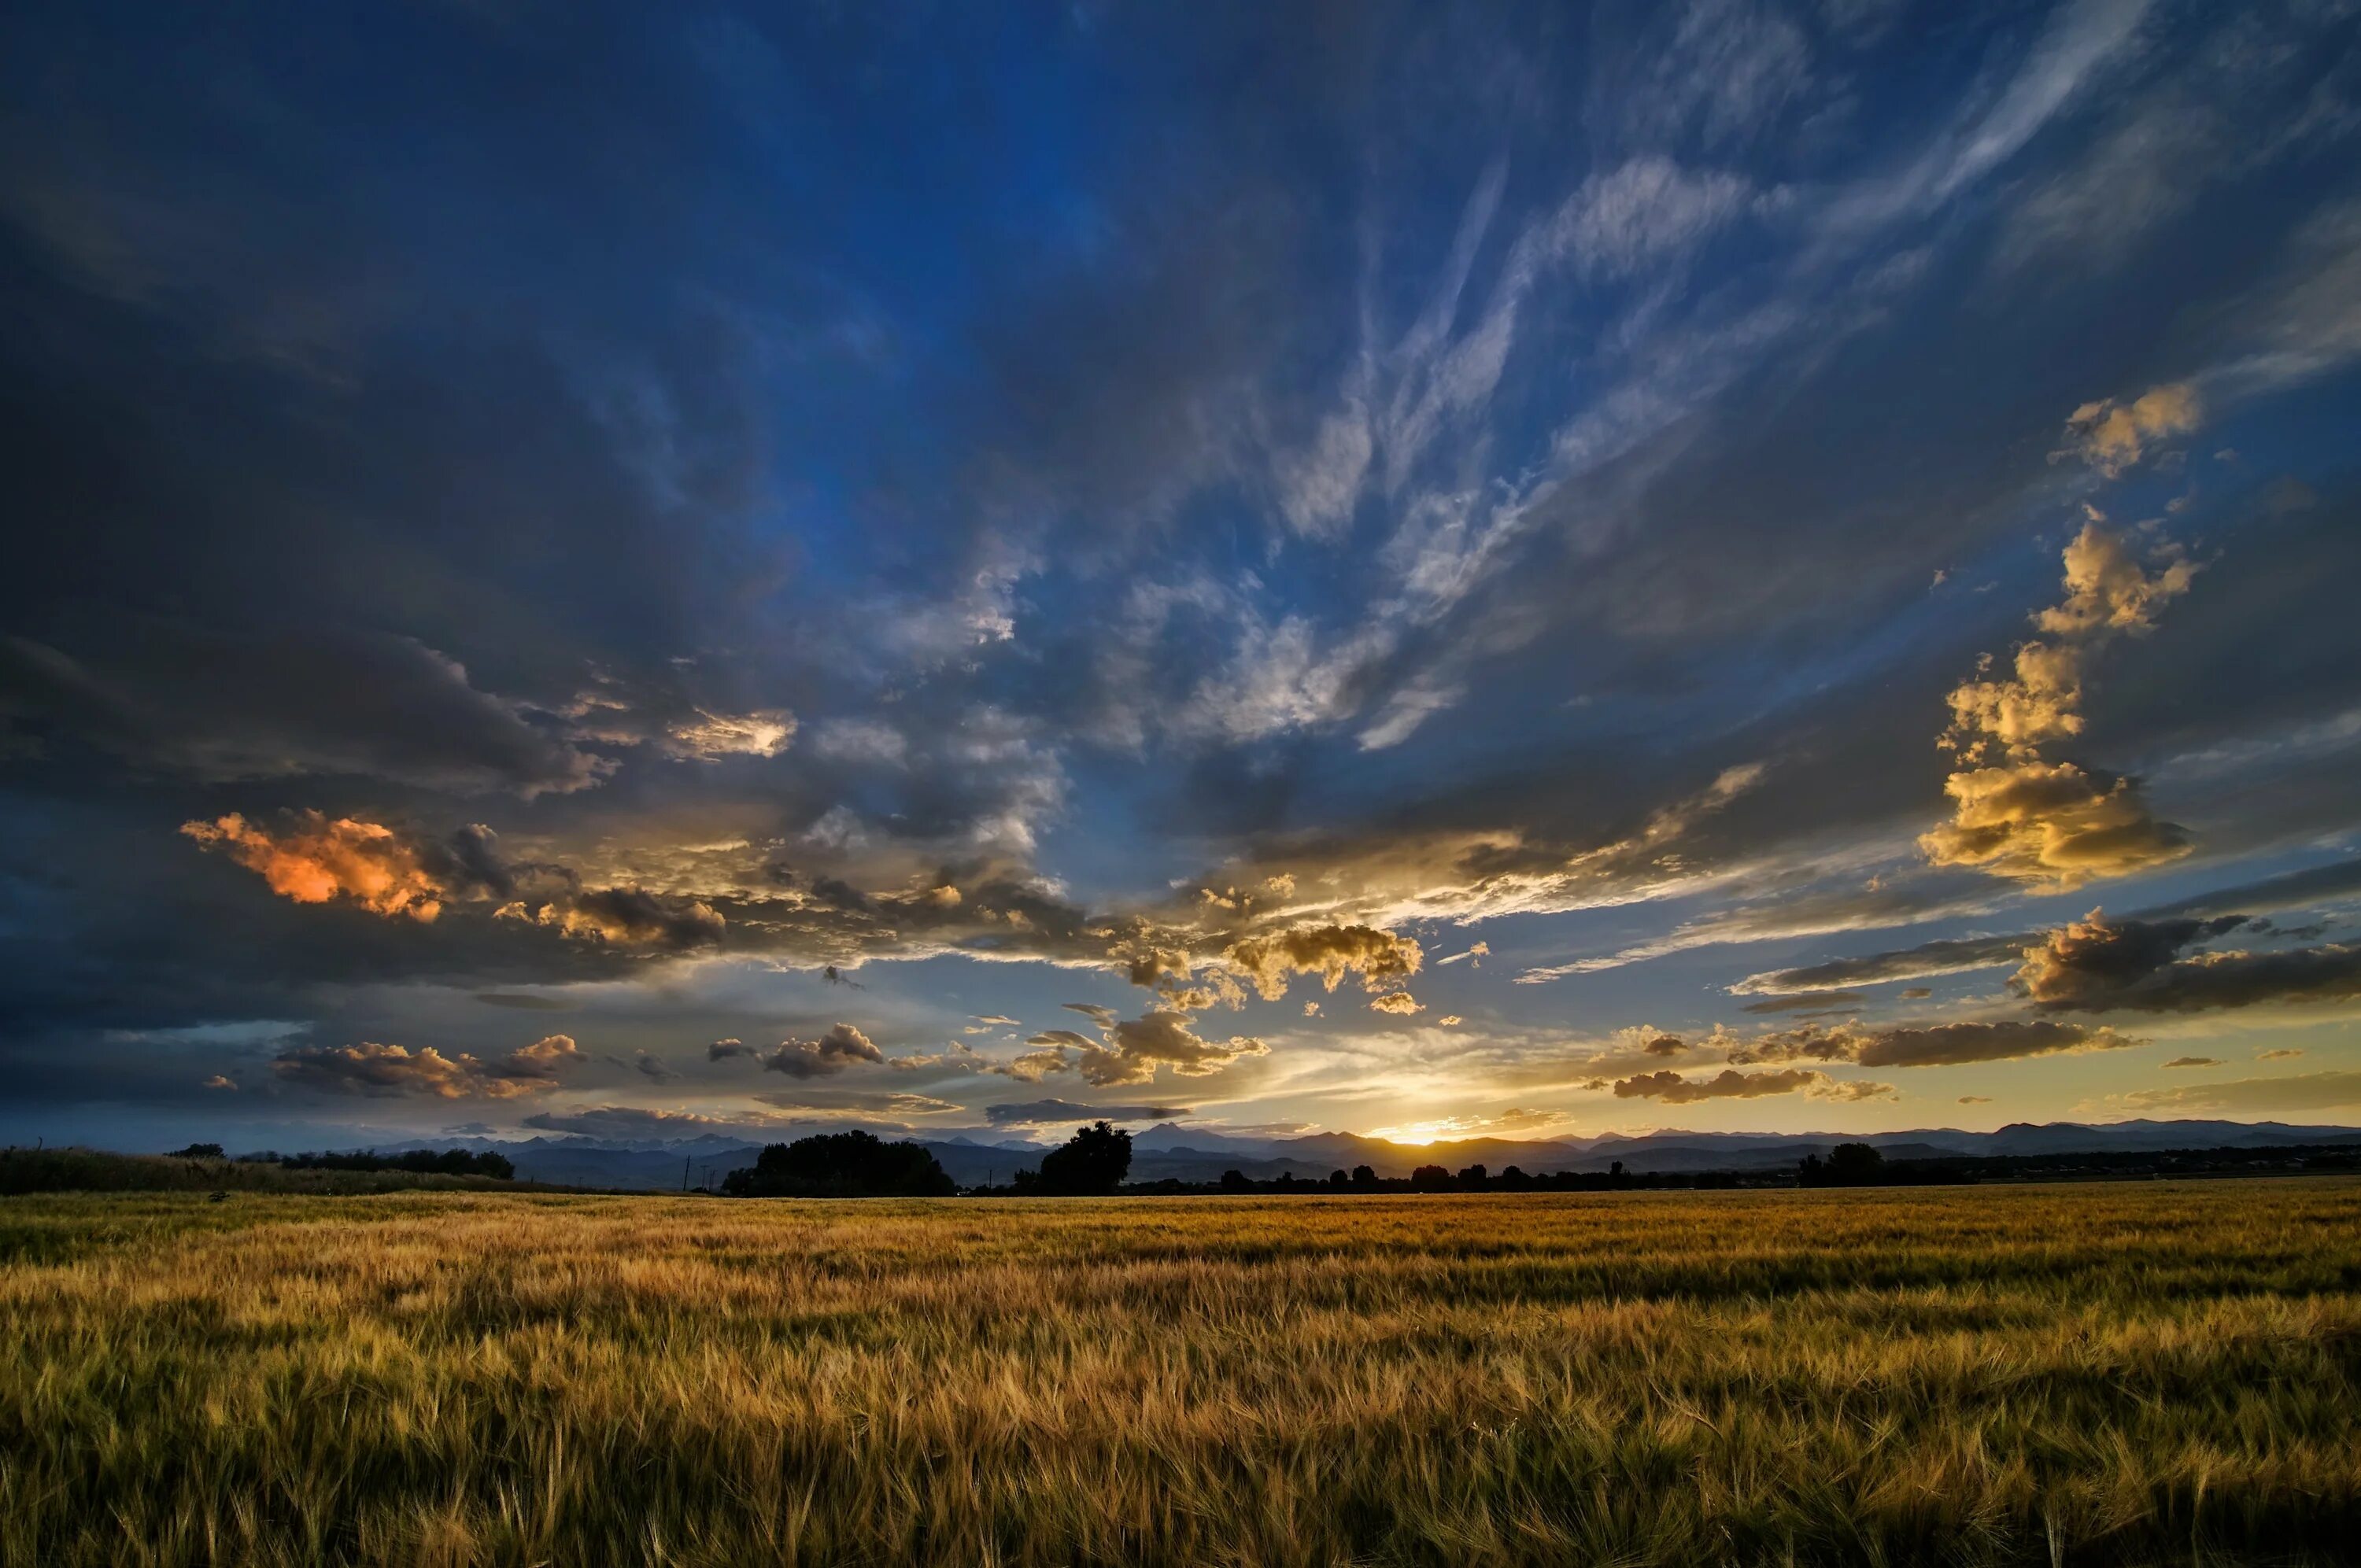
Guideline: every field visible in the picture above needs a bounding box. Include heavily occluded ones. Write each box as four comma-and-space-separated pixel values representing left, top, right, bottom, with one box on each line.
4, 1182, 2359, 1566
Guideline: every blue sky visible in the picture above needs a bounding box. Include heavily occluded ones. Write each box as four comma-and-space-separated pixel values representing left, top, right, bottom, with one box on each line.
4, 0, 2360, 1150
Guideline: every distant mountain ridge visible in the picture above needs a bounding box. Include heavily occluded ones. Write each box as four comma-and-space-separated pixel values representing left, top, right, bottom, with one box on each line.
353, 1119, 2361, 1191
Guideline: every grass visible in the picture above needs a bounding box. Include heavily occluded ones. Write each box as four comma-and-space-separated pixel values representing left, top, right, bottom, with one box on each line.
0, 1146, 527, 1197
3, 1181, 2359, 1566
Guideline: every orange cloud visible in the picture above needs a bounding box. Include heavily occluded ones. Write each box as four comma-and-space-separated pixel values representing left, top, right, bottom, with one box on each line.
181, 811, 453, 921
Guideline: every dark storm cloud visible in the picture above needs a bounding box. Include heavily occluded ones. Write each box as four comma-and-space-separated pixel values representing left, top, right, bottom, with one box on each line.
1, 627, 606, 798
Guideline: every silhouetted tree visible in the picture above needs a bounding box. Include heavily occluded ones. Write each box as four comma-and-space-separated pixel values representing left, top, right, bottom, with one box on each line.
169, 1142, 224, 1160
1328, 1168, 1350, 1188
722, 1131, 952, 1197
1410, 1164, 1453, 1191
1458, 1164, 1488, 1190
1350, 1164, 1377, 1187
1829, 1142, 1886, 1185
1033, 1120, 1132, 1195
1498, 1164, 1530, 1190
1218, 1168, 1253, 1192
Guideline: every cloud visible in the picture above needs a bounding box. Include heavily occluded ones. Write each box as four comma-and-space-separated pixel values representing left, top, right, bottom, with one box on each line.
2162, 1057, 2219, 1068
1436, 1014, 1463, 1027
2029, 935, 2361, 1015
2258, 1048, 2304, 1062
1093, 1009, 1269, 1086
1729, 1018, 2131, 1068
984, 1099, 1192, 1127
182, 811, 504, 922
1368, 991, 1422, 1016
2117, 1071, 2361, 1115
708, 1038, 756, 1061
520, 886, 726, 950
664, 707, 796, 760
2060, 383, 2201, 477
1554, 157, 1761, 279
1, 628, 608, 797
1611, 1068, 1893, 1105
1222, 923, 1423, 1000
1922, 522, 2196, 887
1737, 858, 2361, 995
184, 808, 724, 951
761, 1024, 885, 1079
272, 1034, 582, 1098
1732, 932, 2038, 996
1740, 990, 1864, 1014
2012, 908, 2247, 1009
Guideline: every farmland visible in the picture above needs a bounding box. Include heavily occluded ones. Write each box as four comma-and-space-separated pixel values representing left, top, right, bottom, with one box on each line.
4, 1180, 2359, 1566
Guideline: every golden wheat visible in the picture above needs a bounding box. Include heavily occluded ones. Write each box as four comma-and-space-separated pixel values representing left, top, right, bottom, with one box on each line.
3, 1180, 2358, 1566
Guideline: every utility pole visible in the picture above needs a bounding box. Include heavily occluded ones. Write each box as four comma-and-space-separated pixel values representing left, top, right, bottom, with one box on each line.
682, 1153, 690, 1192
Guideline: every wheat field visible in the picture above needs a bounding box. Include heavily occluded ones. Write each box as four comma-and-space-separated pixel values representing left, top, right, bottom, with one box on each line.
4, 1180, 2359, 1566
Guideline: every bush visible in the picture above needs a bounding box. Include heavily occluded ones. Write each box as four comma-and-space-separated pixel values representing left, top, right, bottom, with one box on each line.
722, 1131, 953, 1197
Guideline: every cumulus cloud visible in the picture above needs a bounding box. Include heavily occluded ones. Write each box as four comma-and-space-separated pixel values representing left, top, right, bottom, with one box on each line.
2060, 382, 2201, 477
1921, 522, 2195, 887
2012, 908, 2245, 1009
708, 1038, 756, 1061
1369, 991, 1423, 1015
761, 1024, 885, 1079
1727, 1018, 2132, 1067
272, 1034, 582, 1098
1612, 1068, 1894, 1104
1222, 923, 1423, 1000
2031, 935, 2361, 1014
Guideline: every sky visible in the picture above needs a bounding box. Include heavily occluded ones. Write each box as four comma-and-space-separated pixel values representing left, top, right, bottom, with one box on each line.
4, 0, 2360, 1154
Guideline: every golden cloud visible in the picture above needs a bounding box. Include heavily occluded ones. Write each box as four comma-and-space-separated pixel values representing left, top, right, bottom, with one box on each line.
1921, 522, 2194, 887
271, 1034, 582, 1098
2060, 382, 2200, 477
1611, 1068, 1893, 1104
1222, 923, 1423, 1000
182, 811, 453, 921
